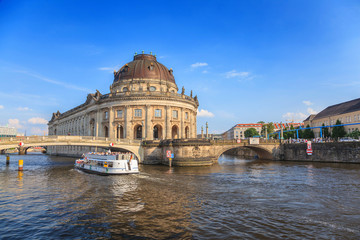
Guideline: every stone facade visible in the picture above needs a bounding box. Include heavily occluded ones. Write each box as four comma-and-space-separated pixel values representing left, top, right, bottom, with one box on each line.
48, 54, 199, 144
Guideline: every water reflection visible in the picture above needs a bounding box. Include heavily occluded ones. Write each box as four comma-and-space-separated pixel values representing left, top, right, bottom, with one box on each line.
0, 153, 360, 239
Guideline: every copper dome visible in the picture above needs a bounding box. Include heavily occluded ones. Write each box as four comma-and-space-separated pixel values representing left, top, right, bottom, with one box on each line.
114, 54, 176, 84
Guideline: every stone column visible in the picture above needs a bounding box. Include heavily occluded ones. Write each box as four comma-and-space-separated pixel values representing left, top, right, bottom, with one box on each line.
96, 110, 100, 137
109, 107, 114, 139
125, 105, 132, 139
192, 111, 197, 138
142, 120, 145, 139
166, 106, 171, 139
146, 105, 152, 140
206, 122, 209, 139
180, 108, 184, 139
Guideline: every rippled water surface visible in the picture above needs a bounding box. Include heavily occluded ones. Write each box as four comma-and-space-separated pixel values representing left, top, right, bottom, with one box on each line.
1, 153, 360, 239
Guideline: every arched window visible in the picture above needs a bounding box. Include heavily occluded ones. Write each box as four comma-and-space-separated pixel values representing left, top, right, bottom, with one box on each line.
185, 126, 189, 139
172, 125, 179, 139
104, 126, 109, 138
134, 125, 142, 139
153, 125, 163, 140
117, 125, 124, 139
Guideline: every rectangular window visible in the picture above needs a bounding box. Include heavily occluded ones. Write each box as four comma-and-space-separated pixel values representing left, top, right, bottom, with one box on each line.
185, 112, 189, 120
134, 109, 142, 117
104, 111, 108, 119
155, 109, 162, 117
117, 110, 123, 118
172, 110, 178, 118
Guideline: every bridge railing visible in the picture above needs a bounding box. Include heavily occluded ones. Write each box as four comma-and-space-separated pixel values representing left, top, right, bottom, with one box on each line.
210, 139, 280, 145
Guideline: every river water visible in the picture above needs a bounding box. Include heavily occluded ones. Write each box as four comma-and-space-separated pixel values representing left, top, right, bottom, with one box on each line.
1, 153, 360, 239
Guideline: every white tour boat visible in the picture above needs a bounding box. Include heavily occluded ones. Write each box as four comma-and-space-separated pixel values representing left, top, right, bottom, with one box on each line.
74, 152, 139, 175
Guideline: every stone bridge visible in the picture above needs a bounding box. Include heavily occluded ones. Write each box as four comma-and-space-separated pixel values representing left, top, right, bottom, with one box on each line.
0, 136, 281, 166
142, 139, 281, 166
0, 136, 142, 161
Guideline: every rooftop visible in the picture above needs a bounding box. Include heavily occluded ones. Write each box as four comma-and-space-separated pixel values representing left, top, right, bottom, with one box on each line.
313, 98, 360, 120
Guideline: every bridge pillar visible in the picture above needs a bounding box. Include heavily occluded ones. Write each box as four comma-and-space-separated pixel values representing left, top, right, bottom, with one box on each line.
18, 147, 26, 155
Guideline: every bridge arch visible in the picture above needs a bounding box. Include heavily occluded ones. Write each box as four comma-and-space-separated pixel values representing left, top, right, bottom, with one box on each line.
216, 145, 274, 161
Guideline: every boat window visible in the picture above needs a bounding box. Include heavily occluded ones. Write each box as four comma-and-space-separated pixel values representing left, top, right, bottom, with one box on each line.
108, 162, 113, 168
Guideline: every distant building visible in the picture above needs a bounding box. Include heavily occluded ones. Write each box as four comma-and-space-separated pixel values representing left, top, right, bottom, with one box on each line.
0, 126, 17, 137
304, 98, 360, 137
223, 123, 262, 140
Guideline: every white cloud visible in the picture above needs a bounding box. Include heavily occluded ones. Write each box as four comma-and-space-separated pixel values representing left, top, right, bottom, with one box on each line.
307, 108, 318, 115
0, 105, 3, 109
303, 100, 313, 106
282, 112, 307, 122
28, 117, 48, 125
191, 62, 208, 68
197, 109, 215, 117
17, 107, 31, 111
30, 127, 48, 135
8, 119, 23, 129
202, 70, 208, 74
98, 67, 113, 71
225, 70, 250, 79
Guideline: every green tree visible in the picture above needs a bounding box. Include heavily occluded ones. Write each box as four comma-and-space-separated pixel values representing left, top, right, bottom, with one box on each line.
348, 128, 360, 139
284, 125, 296, 139
245, 128, 259, 138
303, 124, 314, 139
332, 120, 346, 140
261, 122, 275, 136
321, 123, 330, 138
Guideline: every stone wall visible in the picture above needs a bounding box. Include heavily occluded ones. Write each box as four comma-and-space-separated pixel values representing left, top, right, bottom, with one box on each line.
282, 142, 360, 163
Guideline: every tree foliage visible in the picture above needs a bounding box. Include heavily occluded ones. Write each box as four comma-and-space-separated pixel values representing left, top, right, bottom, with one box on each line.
303, 124, 314, 139
261, 122, 275, 136
321, 123, 330, 138
245, 128, 259, 138
347, 128, 360, 139
332, 120, 346, 140
284, 125, 295, 139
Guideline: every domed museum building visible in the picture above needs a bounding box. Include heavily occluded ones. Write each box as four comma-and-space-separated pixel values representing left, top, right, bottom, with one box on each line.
48, 53, 199, 153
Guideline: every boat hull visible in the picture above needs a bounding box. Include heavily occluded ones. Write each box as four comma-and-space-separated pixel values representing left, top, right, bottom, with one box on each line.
74, 165, 138, 175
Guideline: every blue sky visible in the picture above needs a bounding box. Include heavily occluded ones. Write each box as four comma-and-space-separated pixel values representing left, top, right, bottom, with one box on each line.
1, 0, 360, 135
